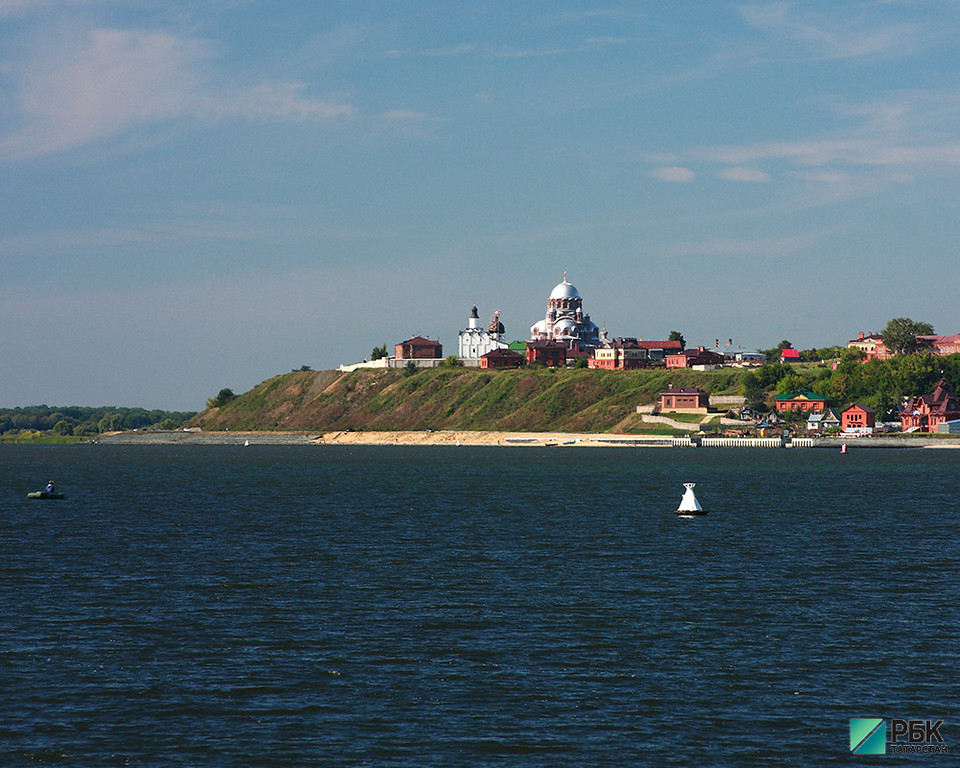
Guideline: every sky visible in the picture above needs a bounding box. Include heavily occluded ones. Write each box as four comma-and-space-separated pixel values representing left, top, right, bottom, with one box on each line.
2, 1, 960, 411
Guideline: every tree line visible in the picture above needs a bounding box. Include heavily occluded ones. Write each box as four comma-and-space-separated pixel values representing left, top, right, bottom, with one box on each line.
0, 405, 197, 437
740, 351, 960, 420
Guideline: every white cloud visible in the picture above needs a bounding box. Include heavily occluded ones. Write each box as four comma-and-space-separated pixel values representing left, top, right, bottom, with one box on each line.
737, 2, 935, 61
717, 166, 770, 183
0, 26, 354, 159
381, 109, 427, 121
1, 28, 204, 157
795, 169, 851, 184
658, 231, 822, 259
222, 82, 354, 121
696, 138, 960, 169
650, 166, 696, 183
384, 44, 477, 58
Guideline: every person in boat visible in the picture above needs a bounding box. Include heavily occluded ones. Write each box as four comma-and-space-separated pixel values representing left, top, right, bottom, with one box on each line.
45, 480, 55, 494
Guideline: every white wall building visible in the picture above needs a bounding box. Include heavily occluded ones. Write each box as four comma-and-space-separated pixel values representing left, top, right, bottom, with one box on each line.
458, 305, 509, 359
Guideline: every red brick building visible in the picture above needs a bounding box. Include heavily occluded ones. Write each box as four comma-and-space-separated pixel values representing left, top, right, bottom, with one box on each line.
395, 336, 443, 360
848, 332, 889, 360
480, 349, 525, 369
775, 390, 830, 413
848, 331, 960, 361
525, 340, 567, 367
917, 333, 960, 356
666, 346, 724, 369
841, 404, 876, 433
659, 387, 710, 413
900, 378, 960, 432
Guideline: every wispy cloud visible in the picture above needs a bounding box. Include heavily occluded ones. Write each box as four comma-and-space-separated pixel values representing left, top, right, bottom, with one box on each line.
737, 2, 936, 60
557, 10, 646, 23
384, 44, 477, 58
380, 110, 428, 121
0, 25, 354, 159
658, 231, 823, 259
385, 36, 629, 61
695, 137, 960, 169
220, 82, 354, 121
651, 166, 696, 183
717, 166, 771, 183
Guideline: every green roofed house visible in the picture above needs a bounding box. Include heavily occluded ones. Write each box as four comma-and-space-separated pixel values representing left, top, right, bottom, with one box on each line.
775, 390, 831, 413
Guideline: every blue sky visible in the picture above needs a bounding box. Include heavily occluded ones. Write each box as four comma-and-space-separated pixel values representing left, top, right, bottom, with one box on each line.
2, 1, 959, 410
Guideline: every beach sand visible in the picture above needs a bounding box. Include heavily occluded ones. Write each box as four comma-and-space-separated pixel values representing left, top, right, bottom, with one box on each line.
93, 429, 960, 448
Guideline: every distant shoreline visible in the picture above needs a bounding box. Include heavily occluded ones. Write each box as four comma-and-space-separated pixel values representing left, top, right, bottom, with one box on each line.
89, 430, 960, 448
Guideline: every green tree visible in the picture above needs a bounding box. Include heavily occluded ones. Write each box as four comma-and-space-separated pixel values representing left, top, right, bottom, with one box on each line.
859, 358, 897, 418
403, 360, 418, 376
739, 372, 766, 411
759, 340, 794, 363
370, 344, 388, 361
206, 388, 236, 409
440, 355, 463, 367
754, 363, 791, 388
776, 372, 804, 395
668, 330, 686, 350
51, 420, 73, 435
882, 317, 934, 355
98, 412, 125, 433
891, 353, 939, 397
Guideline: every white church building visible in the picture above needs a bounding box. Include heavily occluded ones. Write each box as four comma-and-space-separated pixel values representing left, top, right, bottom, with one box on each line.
458, 305, 509, 359
530, 274, 602, 349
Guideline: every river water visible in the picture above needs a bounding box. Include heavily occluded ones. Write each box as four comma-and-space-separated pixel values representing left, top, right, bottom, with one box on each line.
2, 444, 958, 766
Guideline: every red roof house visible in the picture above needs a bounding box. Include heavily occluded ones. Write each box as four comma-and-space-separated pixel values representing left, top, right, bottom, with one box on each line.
848, 332, 889, 360
395, 336, 443, 360
900, 379, 960, 432
780, 348, 800, 363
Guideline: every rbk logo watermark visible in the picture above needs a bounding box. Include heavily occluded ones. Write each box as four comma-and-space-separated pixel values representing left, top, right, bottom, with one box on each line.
850, 718, 947, 755
850, 719, 886, 754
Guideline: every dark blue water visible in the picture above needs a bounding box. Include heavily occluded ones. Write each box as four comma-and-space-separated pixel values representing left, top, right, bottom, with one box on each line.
2, 445, 958, 766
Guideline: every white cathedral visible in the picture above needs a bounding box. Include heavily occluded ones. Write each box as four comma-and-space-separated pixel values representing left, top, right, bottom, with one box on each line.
529, 273, 602, 349
458, 274, 604, 360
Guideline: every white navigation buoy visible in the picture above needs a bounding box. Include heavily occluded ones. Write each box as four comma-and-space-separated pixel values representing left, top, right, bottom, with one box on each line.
244, 439, 250, 447
840, 443, 847, 454
675, 482, 707, 516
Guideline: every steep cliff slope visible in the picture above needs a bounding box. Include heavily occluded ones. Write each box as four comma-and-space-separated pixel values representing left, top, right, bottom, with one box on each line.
191, 367, 745, 433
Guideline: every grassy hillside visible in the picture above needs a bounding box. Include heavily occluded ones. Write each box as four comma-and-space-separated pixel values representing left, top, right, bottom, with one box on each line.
191, 367, 746, 433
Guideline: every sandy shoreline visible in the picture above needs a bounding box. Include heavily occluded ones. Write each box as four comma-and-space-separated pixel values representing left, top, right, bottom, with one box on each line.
96, 430, 665, 447
92, 429, 960, 448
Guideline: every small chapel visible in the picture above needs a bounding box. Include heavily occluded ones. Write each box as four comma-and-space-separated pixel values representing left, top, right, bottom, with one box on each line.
458, 304, 509, 359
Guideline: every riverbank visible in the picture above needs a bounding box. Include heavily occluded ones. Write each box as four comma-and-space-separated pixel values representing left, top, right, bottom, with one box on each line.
89, 430, 960, 448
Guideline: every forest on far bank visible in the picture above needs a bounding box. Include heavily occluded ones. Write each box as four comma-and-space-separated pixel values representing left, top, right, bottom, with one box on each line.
0, 405, 197, 438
